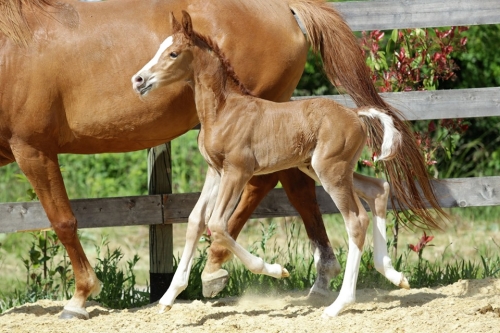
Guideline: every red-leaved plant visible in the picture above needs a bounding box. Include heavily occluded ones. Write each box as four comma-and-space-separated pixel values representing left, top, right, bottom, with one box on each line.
360, 27, 469, 176
409, 231, 435, 260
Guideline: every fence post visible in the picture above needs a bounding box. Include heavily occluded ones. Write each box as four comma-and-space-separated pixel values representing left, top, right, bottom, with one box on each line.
148, 143, 174, 303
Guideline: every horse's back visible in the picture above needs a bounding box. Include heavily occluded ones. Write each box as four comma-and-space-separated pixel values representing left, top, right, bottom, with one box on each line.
1, 0, 308, 155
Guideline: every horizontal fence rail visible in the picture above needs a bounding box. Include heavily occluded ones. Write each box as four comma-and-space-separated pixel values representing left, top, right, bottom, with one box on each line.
295, 87, 500, 121
336, 0, 500, 31
1, 176, 500, 233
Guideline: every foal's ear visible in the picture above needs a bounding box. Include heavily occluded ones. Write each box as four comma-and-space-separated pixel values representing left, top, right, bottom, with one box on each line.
170, 12, 181, 33
181, 10, 193, 38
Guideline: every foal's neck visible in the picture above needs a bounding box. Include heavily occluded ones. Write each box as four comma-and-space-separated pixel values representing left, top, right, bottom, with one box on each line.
191, 45, 247, 124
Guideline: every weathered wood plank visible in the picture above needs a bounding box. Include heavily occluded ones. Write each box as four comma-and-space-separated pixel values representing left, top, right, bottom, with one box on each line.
293, 87, 500, 121
0, 196, 164, 233
335, 0, 500, 31
147, 143, 175, 302
2, 177, 500, 233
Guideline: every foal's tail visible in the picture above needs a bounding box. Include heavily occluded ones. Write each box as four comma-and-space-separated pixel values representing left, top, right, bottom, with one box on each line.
0, 0, 60, 46
290, 0, 448, 229
358, 108, 402, 162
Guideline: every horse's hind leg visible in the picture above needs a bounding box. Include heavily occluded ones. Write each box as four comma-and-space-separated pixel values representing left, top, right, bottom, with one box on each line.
353, 173, 409, 288
279, 168, 340, 297
159, 167, 220, 312
11, 143, 100, 320
202, 173, 279, 297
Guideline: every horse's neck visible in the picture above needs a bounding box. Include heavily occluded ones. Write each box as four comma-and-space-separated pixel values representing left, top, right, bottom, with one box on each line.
191, 47, 240, 126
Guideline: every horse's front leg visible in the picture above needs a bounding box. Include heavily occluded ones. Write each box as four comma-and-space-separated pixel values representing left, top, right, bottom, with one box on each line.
353, 173, 410, 288
11, 143, 100, 320
202, 173, 280, 297
208, 168, 289, 279
158, 167, 220, 313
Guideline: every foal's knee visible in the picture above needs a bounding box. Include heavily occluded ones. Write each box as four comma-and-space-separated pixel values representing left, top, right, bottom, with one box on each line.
206, 221, 227, 245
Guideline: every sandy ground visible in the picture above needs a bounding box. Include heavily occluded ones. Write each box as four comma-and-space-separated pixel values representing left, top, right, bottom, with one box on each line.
1, 278, 499, 333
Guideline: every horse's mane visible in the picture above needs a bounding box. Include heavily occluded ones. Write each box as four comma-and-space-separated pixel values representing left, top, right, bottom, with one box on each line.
0, 0, 60, 46
191, 31, 255, 97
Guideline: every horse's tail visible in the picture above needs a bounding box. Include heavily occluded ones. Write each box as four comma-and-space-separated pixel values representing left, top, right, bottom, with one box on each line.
0, 0, 59, 46
290, 0, 448, 229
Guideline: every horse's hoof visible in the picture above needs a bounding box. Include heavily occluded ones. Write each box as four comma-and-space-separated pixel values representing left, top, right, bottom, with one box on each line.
281, 267, 290, 278
158, 304, 172, 314
399, 275, 410, 289
202, 269, 229, 298
59, 307, 89, 320
308, 285, 331, 298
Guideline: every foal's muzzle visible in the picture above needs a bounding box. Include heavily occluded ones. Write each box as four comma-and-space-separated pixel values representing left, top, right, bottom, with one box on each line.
132, 73, 154, 96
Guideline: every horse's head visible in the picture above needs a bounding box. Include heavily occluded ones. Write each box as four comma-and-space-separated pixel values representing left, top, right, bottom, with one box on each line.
132, 11, 195, 96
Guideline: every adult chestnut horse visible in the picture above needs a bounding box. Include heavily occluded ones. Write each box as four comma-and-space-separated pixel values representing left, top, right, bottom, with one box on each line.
1, 0, 444, 319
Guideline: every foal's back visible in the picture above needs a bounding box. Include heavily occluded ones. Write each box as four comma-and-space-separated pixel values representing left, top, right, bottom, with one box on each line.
203, 95, 367, 175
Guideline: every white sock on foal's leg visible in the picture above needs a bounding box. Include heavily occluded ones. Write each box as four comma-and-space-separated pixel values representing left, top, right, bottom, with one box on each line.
323, 238, 362, 317
373, 215, 410, 288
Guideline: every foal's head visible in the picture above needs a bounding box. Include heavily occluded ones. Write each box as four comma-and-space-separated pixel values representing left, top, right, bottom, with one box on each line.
132, 11, 252, 97
132, 12, 195, 96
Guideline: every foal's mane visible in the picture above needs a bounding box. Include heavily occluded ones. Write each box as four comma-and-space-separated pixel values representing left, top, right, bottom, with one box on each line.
0, 0, 60, 46
190, 31, 255, 97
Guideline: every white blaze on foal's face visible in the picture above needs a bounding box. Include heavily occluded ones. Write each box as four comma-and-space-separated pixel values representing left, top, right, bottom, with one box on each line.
142, 36, 174, 72
131, 36, 173, 95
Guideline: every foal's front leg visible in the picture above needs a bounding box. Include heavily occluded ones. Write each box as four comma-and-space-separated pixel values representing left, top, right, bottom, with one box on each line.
208, 168, 289, 279
158, 168, 220, 313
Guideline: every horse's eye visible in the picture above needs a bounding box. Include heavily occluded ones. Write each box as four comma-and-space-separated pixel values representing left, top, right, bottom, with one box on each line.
170, 52, 178, 59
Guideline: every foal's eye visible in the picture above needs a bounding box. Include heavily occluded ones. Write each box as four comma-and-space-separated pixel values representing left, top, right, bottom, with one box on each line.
169, 52, 178, 59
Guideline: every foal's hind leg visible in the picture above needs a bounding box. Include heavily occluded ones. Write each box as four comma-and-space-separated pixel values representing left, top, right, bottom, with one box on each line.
353, 173, 409, 288
11, 144, 100, 319
309, 150, 370, 317
158, 167, 220, 312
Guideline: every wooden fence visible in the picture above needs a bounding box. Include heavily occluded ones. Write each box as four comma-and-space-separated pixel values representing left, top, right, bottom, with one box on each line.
1, 0, 499, 299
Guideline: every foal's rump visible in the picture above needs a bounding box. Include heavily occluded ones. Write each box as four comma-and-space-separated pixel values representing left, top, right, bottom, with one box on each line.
283, 98, 400, 164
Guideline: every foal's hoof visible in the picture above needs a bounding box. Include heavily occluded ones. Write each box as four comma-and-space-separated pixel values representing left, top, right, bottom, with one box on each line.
399, 275, 410, 289
59, 307, 89, 320
158, 304, 172, 314
282, 267, 290, 278
202, 269, 229, 298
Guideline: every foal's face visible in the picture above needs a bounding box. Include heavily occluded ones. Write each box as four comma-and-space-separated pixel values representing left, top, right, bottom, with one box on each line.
132, 34, 194, 96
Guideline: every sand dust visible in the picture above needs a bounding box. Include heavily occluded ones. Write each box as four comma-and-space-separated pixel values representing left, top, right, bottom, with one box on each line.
1, 278, 499, 333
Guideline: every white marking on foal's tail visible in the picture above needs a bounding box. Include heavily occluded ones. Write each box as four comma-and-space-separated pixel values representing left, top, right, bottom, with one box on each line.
358, 108, 402, 161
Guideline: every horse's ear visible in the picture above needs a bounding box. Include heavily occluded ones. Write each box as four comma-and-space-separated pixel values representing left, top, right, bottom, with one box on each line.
170, 12, 181, 33
181, 10, 193, 39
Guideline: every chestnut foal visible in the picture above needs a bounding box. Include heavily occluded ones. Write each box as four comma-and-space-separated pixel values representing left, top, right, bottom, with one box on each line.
133, 11, 412, 317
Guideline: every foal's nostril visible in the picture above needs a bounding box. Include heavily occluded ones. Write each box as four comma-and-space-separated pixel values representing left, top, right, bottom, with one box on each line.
134, 75, 144, 84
